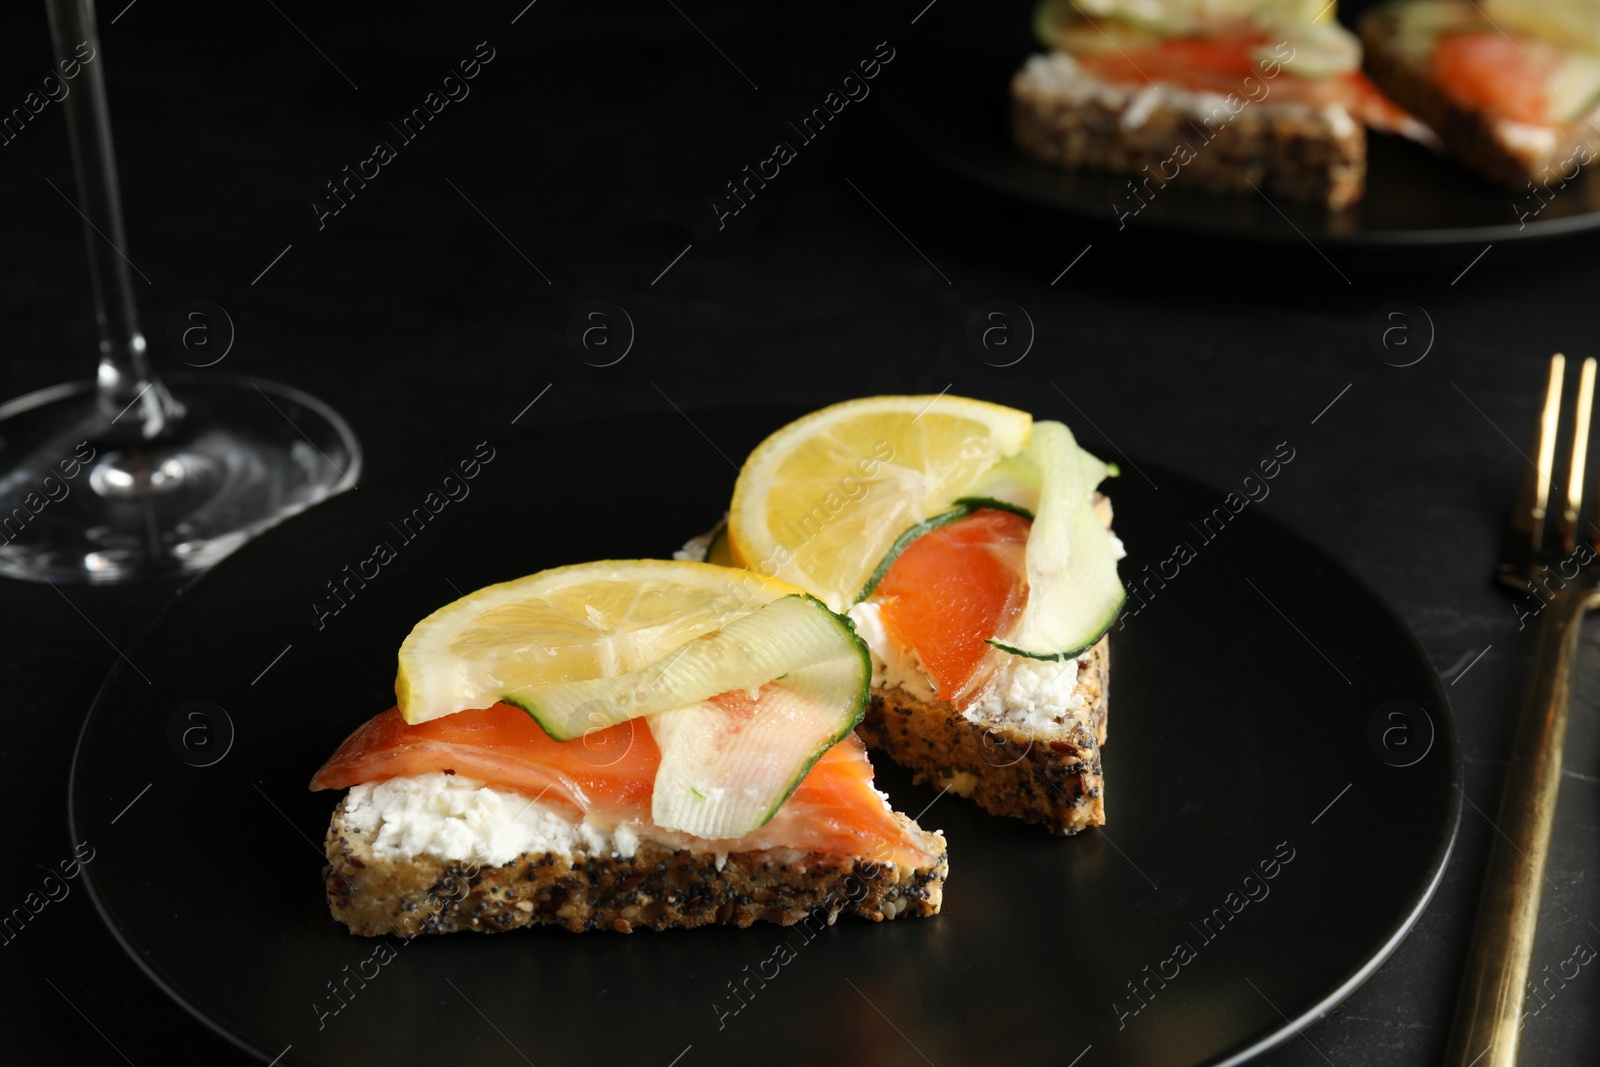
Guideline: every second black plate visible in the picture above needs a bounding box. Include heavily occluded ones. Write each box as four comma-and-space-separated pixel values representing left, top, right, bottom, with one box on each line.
878, 0, 1600, 247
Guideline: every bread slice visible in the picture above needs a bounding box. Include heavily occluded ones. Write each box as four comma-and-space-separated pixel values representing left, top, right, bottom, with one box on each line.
1011, 52, 1367, 209
1359, 7, 1600, 188
321, 788, 947, 936
857, 635, 1109, 836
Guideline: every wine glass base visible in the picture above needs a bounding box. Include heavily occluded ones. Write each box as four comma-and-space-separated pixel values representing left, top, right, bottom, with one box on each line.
0, 373, 361, 583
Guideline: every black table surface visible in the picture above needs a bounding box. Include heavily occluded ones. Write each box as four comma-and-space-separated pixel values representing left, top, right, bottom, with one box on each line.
4, 2, 1599, 1064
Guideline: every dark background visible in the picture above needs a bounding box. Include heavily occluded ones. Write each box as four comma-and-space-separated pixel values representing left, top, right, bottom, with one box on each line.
3, 0, 1599, 1063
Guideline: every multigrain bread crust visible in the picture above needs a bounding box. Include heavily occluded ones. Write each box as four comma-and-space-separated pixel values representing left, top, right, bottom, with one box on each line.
1360, 15, 1600, 187
322, 804, 947, 936
1011, 55, 1366, 208
858, 635, 1110, 836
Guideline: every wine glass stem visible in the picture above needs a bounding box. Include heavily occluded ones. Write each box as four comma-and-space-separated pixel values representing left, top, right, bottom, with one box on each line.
45, 0, 171, 434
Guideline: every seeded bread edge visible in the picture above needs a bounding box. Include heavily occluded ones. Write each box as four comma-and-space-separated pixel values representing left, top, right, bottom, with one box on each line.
322, 801, 947, 936
857, 635, 1109, 836
1010, 56, 1367, 208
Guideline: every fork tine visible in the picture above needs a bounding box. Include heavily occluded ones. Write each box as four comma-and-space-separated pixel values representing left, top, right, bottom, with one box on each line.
1502, 355, 1566, 585
1533, 354, 1565, 536
1559, 357, 1596, 553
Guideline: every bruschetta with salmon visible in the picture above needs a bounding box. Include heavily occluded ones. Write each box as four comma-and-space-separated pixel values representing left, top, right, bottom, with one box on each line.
1359, 0, 1600, 189
1012, 0, 1434, 208
311, 561, 946, 935
697, 396, 1125, 835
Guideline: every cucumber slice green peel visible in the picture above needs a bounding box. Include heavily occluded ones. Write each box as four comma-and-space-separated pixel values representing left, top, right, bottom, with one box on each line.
850, 441, 1057, 603
853, 499, 1035, 603
987, 622, 1117, 662
506, 593, 855, 741
855, 424, 1125, 661
649, 646, 871, 836
952, 497, 1037, 521
985, 421, 1126, 660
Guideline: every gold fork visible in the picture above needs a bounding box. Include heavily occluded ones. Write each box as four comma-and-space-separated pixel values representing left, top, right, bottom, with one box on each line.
1444, 353, 1598, 1067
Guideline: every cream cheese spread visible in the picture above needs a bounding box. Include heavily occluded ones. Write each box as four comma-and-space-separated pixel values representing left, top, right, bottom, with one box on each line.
846, 601, 940, 702
343, 773, 639, 866
962, 654, 1088, 731
1015, 52, 1352, 135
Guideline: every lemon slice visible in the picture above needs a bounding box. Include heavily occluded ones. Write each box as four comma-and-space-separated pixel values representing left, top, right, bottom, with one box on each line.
728, 395, 1033, 609
396, 560, 803, 724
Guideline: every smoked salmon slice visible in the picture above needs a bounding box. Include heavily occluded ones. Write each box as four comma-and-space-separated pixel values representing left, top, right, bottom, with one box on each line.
1077, 33, 1422, 136
874, 508, 1031, 701
312, 700, 935, 867
1432, 32, 1552, 125
1078, 32, 1266, 88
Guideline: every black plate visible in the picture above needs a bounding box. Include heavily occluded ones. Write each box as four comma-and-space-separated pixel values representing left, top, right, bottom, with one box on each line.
879, 0, 1600, 247
71, 409, 1459, 1067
